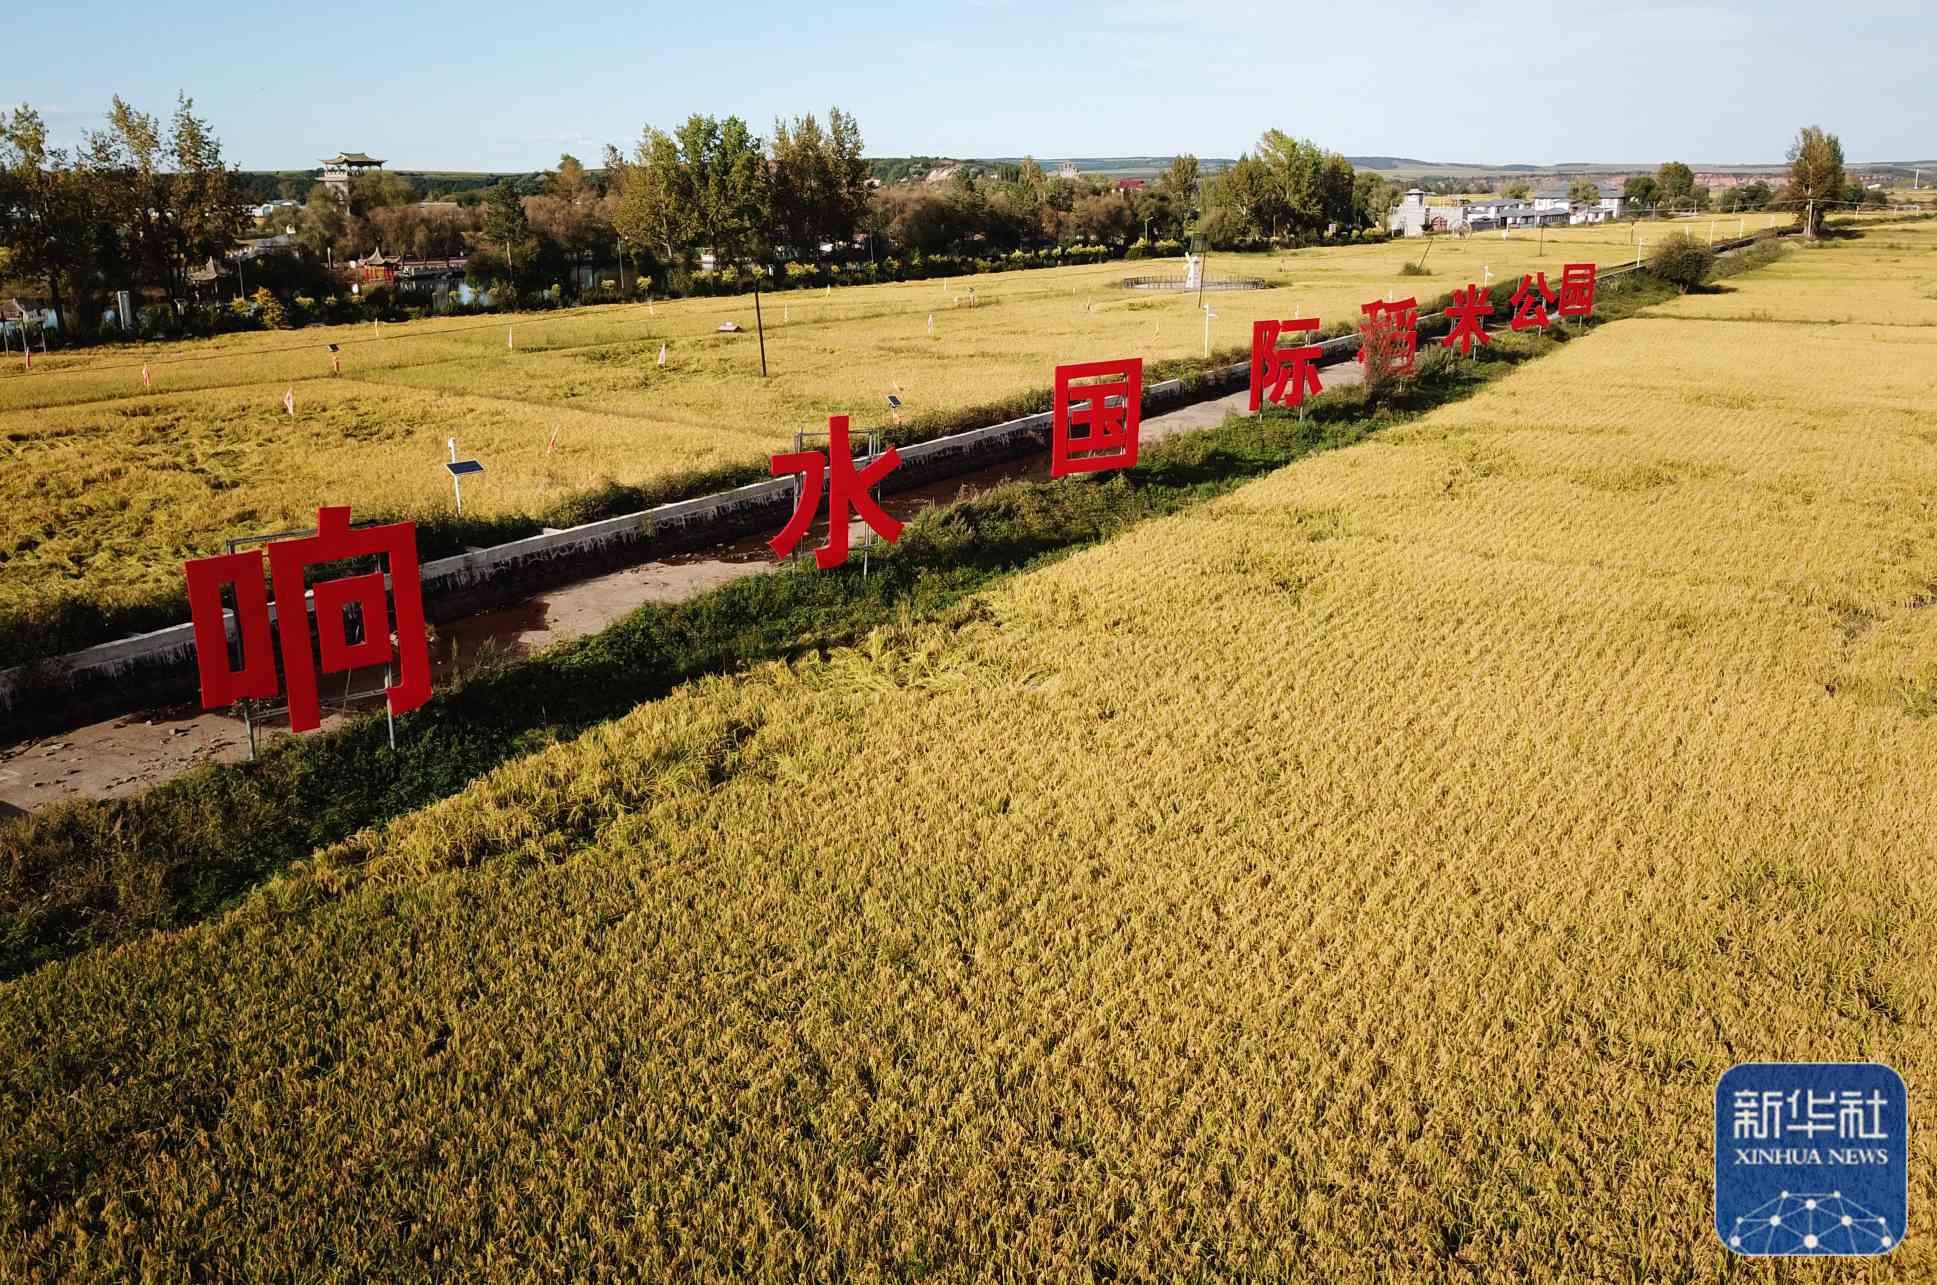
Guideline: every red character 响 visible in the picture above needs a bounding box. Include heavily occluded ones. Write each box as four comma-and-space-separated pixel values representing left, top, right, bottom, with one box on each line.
1357, 298, 1420, 375
1558, 262, 1598, 319
1441, 284, 1494, 356
1052, 357, 1144, 477
770, 414, 904, 568
183, 505, 433, 733
1509, 272, 1557, 331
1249, 319, 1325, 412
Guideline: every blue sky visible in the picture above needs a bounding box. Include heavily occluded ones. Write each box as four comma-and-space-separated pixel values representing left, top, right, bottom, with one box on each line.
16, 1, 1934, 171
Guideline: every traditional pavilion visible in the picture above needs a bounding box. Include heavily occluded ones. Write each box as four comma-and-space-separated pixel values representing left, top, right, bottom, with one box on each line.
320, 152, 385, 201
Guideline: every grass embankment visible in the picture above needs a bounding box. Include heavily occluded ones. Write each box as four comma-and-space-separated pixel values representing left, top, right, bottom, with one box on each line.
4, 228, 1931, 1279
0, 222, 1789, 667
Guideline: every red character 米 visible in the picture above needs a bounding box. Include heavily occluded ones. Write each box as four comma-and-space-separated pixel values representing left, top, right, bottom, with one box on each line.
1442, 284, 1494, 356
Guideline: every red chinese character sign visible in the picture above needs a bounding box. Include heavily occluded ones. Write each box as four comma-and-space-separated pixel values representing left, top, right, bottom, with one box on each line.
1052, 358, 1143, 477
770, 415, 904, 568
1358, 298, 1420, 376
1442, 284, 1494, 356
1509, 272, 1557, 331
1249, 320, 1324, 412
1558, 262, 1597, 319
184, 506, 432, 733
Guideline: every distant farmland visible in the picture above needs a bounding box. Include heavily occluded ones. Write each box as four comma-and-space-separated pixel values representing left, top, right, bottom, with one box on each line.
0, 213, 1798, 666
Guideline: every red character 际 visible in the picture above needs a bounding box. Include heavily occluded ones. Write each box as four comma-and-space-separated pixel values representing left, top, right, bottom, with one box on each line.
1509, 272, 1557, 331
1357, 298, 1420, 375
1249, 319, 1325, 412
1558, 262, 1598, 319
1442, 284, 1495, 356
770, 414, 904, 568
183, 506, 433, 733
1052, 357, 1143, 477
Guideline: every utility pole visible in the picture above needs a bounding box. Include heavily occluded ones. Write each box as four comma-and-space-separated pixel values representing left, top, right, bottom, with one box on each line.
753, 279, 769, 378
616, 238, 626, 297
1805, 198, 1814, 239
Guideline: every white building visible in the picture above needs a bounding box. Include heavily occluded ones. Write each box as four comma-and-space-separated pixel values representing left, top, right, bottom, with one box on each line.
1388, 188, 1469, 237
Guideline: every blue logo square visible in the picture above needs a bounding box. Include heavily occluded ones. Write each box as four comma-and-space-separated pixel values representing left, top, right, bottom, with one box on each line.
1715, 1062, 1907, 1256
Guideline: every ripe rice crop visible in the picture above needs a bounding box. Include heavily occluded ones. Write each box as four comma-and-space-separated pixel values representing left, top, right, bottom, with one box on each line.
0, 221, 1789, 664
1, 225, 1931, 1278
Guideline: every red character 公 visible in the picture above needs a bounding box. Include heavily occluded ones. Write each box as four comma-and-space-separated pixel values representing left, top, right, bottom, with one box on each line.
1509, 272, 1558, 331
1249, 319, 1325, 412
770, 414, 904, 568
1441, 284, 1494, 356
1052, 357, 1143, 477
1558, 262, 1598, 319
183, 506, 433, 733
1357, 298, 1420, 375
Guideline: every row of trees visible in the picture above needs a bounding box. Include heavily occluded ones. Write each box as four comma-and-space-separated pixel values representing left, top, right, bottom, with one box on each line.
0, 97, 248, 334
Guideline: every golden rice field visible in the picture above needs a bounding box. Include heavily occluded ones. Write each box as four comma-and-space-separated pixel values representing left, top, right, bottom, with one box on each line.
2, 222, 1932, 1278
0, 214, 1803, 656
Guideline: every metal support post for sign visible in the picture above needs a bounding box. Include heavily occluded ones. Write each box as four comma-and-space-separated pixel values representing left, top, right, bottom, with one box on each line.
450, 438, 462, 513
385, 662, 396, 750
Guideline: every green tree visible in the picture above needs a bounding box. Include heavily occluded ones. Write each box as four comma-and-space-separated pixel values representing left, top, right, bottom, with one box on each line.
1655, 161, 1695, 209
480, 180, 535, 286
1568, 180, 1601, 204
1781, 125, 1845, 235
1502, 179, 1531, 200
1156, 154, 1200, 235
1623, 175, 1660, 212
0, 105, 94, 335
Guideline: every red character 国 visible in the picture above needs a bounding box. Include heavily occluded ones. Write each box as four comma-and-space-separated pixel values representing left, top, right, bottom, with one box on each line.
183, 506, 433, 733
1052, 358, 1143, 477
770, 414, 904, 568
1510, 273, 1557, 331
1558, 262, 1598, 319
1442, 284, 1494, 356
1357, 298, 1420, 375
1249, 319, 1325, 412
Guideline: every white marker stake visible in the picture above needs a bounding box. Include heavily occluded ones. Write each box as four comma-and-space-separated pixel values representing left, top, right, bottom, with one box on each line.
508, 327, 514, 350
141, 364, 151, 391
927, 314, 934, 335
1203, 305, 1216, 358
283, 388, 295, 417
657, 342, 667, 368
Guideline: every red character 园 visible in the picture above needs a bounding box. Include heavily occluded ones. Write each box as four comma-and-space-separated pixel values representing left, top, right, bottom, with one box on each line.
183, 506, 433, 733
1249, 319, 1325, 412
770, 414, 904, 568
1357, 298, 1420, 375
1442, 284, 1495, 356
1510, 273, 1557, 331
1052, 358, 1143, 477
1558, 262, 1598, 319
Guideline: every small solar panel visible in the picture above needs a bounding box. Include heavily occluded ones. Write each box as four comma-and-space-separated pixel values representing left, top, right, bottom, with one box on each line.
446, 459, 485, 477
886, 395, 902, 410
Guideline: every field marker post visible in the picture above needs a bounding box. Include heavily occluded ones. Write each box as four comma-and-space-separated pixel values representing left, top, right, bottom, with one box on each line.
448, 437, 462, 514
